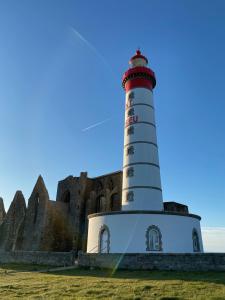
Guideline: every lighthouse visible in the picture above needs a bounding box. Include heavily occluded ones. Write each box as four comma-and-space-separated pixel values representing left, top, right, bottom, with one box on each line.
122, 50, 163, 211
86, 50, 203, 254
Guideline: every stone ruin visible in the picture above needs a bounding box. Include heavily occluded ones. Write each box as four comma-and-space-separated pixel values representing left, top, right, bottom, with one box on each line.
0, 170, 189, 253
0, 171, 122, 253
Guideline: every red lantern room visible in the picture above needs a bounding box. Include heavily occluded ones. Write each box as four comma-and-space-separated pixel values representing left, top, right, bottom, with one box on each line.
122, 50, 156, 92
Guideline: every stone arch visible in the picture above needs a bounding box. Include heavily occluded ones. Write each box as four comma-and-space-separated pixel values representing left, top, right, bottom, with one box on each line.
98, 225, 110, 253
33, 193, 40, 224
192, 228, 200, 252
110, 193, 120, 211
146, 225, 163, 251
96, 194, 104, 212
62, 191, 71, 204
59, 190, 71, 214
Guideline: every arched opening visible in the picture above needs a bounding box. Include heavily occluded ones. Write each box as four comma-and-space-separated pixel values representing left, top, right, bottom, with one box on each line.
96, 195, 103, 212
99, 225, 110, 253
61, 191, 71, 213
33, 194, 40, 224
62, 191, 70, 203
192, 229, 200, 252
146, 225, 162, 251
110, 193, 120, 211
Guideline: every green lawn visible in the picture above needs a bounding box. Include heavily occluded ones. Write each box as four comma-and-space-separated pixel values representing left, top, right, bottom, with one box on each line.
0, 264, 225, 299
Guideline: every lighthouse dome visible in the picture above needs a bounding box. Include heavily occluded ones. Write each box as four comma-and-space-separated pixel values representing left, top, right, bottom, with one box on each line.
129, 50, 148, 67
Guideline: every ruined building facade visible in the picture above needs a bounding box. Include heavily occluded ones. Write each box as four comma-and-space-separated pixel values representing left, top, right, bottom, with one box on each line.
0, 171, 122, 253
0, 170, 189, 253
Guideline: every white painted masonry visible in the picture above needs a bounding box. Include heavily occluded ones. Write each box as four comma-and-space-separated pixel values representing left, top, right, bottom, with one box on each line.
122, 87, 163, 211
87, 213, 203, 253
86, 50, 204, 254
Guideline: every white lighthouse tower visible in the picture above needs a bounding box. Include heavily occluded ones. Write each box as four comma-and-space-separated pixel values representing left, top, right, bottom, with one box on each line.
86, 50, 204, 254
122, 50, 163, 211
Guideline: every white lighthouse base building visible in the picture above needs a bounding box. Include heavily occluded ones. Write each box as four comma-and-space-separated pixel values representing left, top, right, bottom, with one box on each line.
87, 211, 203, 254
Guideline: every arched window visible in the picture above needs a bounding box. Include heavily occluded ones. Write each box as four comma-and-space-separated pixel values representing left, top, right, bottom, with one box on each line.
192, 229, 200, 252
126, 167, 134, 177
96, 195, 104, 212
128, 91, 134, 100
98, 225, 110, 253
127, 126, 134, 135
146, 225, 162, 251
127, 146, 134, 156
126, 92, 134, 108
62, 191, 70, 203
110, 193, 120, 211
126, 191, 134, 202
33, 194, 40, 224
127, 108, 135, 117
61, 191, 71, 213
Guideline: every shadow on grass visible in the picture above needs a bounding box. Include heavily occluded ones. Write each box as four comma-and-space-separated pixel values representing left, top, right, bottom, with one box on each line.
50, 268, 225, 284
0, 263, 51, 272
1, 264, 225, 286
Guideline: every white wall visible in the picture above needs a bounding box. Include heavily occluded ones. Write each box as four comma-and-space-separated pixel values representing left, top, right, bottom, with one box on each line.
123, 143, 159, 166
123, 165, 161, 188
125, 105, 155, 124
122, 87, 163, 211
124, 123, 157, 145
122, 189, 163, 211
125, 88, 154, 106
87, 213, 203, 253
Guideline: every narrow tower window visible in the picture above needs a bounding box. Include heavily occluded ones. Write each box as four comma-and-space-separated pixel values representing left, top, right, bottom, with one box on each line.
33, 194, 40, 224
127, 146, 134, 155
110, 193, 120, 211
127, 126, 134, 135
126, 167, 134, 177
127, 108, 135, 117
126, 191, 134, 202
192, 229, 200, 252
128, 91, 134, 100
96, 195, 104, 212
62, 191, 71, 213
146, 225, 162, 251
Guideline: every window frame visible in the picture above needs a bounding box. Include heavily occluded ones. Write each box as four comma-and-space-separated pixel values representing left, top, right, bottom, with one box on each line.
126, 167, 134, 177
146, 225, 163, 252
126, 191, 134, 202
192, 228, 200, 252
98, 225, 110, 254
127, 107, 135, 117
127, 146, 134, 156
128, 91, 135, 100
127, 126, 134, 135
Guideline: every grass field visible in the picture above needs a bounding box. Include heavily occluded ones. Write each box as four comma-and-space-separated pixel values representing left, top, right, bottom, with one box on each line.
0, 264, 225, 299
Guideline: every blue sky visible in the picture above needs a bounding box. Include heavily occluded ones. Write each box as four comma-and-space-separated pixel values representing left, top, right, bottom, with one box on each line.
0, 0, 225, 247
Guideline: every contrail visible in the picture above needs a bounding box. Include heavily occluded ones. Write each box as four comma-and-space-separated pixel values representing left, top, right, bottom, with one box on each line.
70, 26, 112, 71
82, 118, 111, 132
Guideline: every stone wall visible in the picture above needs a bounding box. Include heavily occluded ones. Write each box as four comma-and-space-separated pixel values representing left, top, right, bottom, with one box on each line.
0, 251, 75, 266
78, 253, 225, 271
1, 251, 224, 270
